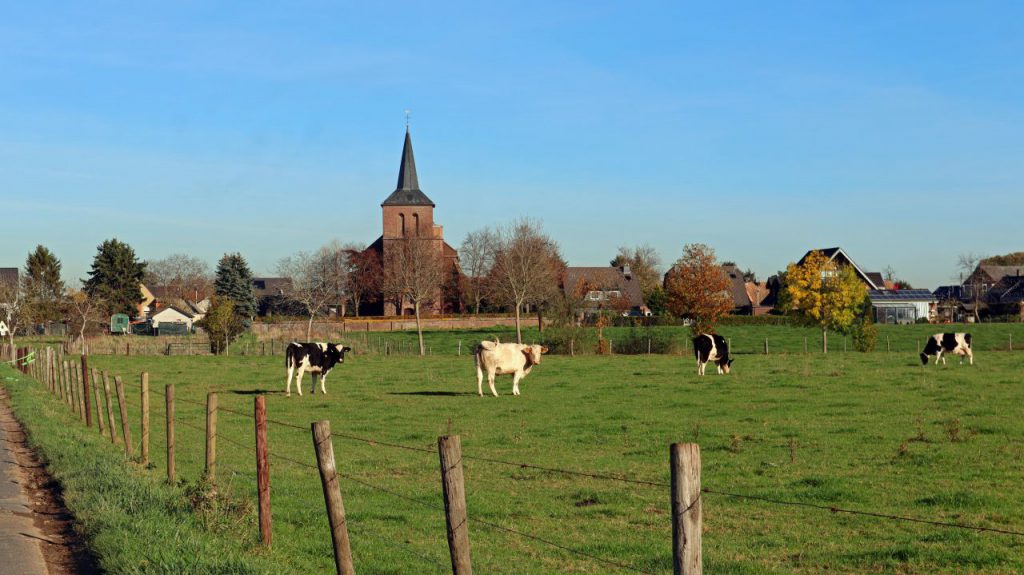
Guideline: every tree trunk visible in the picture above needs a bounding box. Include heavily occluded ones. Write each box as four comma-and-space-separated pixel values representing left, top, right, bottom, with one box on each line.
537, 307, 544, 334
514, 302, 523, 344
306, 314, 314, 341
822, 326, 828, 354
415, 301, 425, 356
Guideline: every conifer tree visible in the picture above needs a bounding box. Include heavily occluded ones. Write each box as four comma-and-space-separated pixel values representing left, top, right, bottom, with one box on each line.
214, 253, 258, 326
83, 238, 146, 316
23, 245, 65, 325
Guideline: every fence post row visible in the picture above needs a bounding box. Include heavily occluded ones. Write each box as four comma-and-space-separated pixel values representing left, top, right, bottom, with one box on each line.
166, 384, 175, 483
671, 443, 702, 575
438, 435, 473, 575
255, 395, 272, 547
206, 393, 217, 483
311, 421, 356, 575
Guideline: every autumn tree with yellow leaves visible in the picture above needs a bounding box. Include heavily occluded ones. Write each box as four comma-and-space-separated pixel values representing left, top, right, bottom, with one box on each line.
783, 250, 868, 353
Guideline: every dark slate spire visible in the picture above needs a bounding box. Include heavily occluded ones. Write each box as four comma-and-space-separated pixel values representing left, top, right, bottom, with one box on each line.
381, 127, 435, 207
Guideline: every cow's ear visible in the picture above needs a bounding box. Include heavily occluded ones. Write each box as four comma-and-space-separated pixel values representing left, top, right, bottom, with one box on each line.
540, 346, 549, 354
343, 346, 352, 353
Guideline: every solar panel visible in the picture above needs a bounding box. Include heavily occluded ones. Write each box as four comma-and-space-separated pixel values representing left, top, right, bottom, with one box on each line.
869, 290, 936, 302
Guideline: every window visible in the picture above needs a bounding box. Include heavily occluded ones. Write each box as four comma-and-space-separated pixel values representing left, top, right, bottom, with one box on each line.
413, 213, 420, 236
587, 290, 602, 301
607, 290, 621, 298
399, 213, 406, 236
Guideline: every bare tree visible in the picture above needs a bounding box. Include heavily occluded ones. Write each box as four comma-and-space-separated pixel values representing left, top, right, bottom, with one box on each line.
488, 219, 563, 343
316, 240, 352, 317
460, 227, 497, 314
342, 247, 382, 317
65, 288, 106, 353
145, 254, 213, 301
384, 237, 446, 356
277, 251, 336, 341
957, 252, 986, 322
610, 244, 663, 296
0, 278, 25, 348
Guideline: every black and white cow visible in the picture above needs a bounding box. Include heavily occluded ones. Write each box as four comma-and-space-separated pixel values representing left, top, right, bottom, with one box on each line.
920, 333, 973, 366
693, 333, 733, 376
285, 342, 352, 397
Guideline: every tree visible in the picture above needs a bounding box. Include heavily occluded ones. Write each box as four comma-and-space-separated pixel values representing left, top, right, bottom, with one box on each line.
0, 278, 25, 348
316, 241, 352, 317
783, 250, 868, 353
460, 228, 497, 314
197, 296, 245, 355
65, 288, 106, 354
883, 265, 913, 290
957, 252, 986, 323
83, 238, 146, 317
488, 219, 563, 344
277, 250, 336, 341
981, 252, 1024, 266
664, 243, 733, 335
383, 238, 446, 355
610, 244, 663, 307
342, 248, 382, 317
145, 254, 212, 301
22, 245, 65, 328
214, 253, 258, 327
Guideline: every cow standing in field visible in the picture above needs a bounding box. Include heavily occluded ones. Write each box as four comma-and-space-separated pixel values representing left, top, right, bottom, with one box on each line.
920, 333, 973, 365
285, 342, 352, 397
693, 333, 733, 376
474, 339, 549, 397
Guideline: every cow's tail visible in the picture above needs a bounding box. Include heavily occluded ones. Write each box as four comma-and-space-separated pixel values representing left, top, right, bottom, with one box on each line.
284, 345, 294, 369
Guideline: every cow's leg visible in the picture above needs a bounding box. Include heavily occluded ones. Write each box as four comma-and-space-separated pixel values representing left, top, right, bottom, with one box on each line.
286, 366, 295, 397
295, 367, 305, 396
320, 370, 329, 394
512, 371, 522, 396
476, 361, 484, 396
967, 348, 974, 365
697, 361, 705, 376
716, 362, 723, 375
488, 368, 498, 397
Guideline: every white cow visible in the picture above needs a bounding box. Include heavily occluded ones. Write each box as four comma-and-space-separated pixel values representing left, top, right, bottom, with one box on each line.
474, 339, 549, 397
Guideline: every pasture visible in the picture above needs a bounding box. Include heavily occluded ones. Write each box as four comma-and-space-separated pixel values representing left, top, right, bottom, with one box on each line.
62, 328, 1024, 574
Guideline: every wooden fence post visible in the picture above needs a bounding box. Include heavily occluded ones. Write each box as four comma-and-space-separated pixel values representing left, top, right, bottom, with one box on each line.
803, 337, 808, 354
311, 421, 356, 575
75, 364, 86, 421
166, 384, 175, 483
55, 357, 64, 401
255, 395, 272, 547
438, 435, 473, 575
764, 338, 769, 355
458, 340, 462, 356
92, 370, 106, 437
102, 371, 118, 443
81, 355, 92, 428
141, 373, 150, 465
62, 361, 71, 405
115, 376, 133, 458
206, 392, 217, 483
671, 443, 702, 575
886, 336, 890, 353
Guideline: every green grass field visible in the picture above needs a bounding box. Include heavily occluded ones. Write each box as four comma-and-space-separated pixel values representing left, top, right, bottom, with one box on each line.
6, 323, 1024, 574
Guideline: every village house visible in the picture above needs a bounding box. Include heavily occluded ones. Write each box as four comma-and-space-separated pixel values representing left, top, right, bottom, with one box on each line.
935, 263, 1024, 321
564, 265, 649, 318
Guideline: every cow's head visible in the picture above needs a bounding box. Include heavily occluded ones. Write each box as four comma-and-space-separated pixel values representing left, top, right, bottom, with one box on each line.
522, 344, 549, 366
919, 352, 929, 365
327, 343, 353, 364
723, 358, 734, 374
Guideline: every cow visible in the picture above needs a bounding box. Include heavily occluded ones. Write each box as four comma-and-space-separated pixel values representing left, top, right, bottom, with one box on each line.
285, 342, 352, 397
693, 333, 733, 376
920, 333, 973, 366
474, 339, 549, 397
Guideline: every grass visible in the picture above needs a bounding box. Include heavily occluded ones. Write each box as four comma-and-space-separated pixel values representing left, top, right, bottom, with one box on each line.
6, 323, 1024, 574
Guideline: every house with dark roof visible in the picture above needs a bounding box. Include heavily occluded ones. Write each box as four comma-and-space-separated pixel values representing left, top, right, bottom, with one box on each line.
361, 128, 460, 316
252, 277, 297, 316
936, 264, 1024, 321
564, 265, 648, 317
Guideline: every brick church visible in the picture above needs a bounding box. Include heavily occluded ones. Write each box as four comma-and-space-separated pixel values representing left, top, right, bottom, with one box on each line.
362, 128, 461, 316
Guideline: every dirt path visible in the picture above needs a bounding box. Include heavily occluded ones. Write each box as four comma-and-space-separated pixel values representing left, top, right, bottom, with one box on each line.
0, 388, 100, 575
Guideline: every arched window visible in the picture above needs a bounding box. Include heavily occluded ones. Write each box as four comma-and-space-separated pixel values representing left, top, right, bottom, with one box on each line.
413, 213, 420, 236
399, 213, 406, 237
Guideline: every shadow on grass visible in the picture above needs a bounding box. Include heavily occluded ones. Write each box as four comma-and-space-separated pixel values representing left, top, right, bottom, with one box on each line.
229, 389, 287, 395
387, 391, 478, 397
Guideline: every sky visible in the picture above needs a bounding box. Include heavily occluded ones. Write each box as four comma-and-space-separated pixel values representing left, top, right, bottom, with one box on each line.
2, 1, 1022, 288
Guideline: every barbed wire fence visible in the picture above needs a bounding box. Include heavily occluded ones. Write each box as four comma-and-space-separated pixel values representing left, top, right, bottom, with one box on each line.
5, 342, 1024, 575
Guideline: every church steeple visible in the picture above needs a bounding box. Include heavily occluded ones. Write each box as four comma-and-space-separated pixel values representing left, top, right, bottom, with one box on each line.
381, 128, 435, 207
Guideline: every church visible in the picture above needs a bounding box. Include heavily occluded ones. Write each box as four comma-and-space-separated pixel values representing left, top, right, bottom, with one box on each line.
361, 129, 461, 316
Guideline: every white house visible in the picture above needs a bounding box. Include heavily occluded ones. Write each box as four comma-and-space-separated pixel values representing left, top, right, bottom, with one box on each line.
150, 307, 196, 332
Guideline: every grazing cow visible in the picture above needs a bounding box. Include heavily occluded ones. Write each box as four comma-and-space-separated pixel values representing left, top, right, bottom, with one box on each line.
474, 339, 549, 397
693, 333, 733, 376
920, 333, 973, 365
285, 342, 352, 397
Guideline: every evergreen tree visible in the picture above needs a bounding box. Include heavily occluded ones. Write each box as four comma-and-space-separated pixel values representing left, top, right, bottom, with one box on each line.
214, 253, 258, 326
23, 245, 65, 325
83, 238, 146, 316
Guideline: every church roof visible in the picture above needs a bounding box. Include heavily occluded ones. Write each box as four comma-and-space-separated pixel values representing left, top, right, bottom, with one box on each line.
381, 128, 435, 207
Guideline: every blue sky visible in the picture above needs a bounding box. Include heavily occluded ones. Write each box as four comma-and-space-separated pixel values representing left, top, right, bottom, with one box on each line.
2, 1, 1022, 288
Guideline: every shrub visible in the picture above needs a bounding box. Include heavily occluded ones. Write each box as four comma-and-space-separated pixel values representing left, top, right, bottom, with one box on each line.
851, 318, 878, 352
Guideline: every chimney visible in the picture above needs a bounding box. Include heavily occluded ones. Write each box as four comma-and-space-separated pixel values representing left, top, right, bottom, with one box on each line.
622, 265, 632, 280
